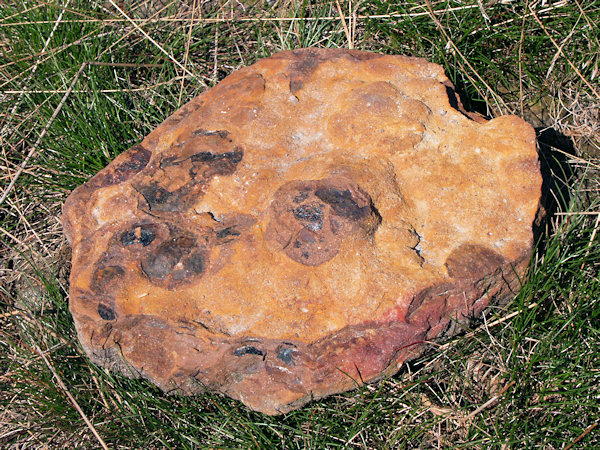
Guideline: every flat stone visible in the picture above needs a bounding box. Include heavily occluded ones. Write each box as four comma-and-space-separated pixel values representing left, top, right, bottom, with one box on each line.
63, 48, 542, 415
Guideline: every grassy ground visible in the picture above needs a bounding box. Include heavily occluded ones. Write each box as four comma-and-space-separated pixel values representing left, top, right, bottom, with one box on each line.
1, 0, 599, 447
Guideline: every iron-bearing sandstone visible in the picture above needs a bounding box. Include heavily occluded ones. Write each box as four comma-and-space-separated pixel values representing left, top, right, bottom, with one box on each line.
63, 48, 542, 414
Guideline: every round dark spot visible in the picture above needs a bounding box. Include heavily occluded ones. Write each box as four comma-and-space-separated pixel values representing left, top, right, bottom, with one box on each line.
185, 252, 205, 274
97, 303, 116, 321
445, 244, 507, 280
141, 240, 186, 280
276, 344, 296, 365
293, 204, 323, 231
266, 177, 380, 266
136, 183, 179, 212
171, 251, 205, 282
140, 234, 207, 286
120, 224, 156, 247
315, 187, 369, 220
116, 145, 151, 175
234, 346, 264, 357
91, 145, 151, 188
190, 149, 244, 173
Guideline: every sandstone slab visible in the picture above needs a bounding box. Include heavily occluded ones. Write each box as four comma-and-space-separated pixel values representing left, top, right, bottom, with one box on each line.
63, 48, 542, 415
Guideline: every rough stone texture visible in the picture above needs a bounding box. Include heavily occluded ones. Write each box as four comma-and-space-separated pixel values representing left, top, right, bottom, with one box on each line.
63, 48, 542, 415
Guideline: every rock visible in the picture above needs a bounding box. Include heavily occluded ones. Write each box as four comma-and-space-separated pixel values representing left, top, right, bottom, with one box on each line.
62, 48, 542, 415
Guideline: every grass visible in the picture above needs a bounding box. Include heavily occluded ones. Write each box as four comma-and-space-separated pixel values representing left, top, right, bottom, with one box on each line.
1, 0, 599, 447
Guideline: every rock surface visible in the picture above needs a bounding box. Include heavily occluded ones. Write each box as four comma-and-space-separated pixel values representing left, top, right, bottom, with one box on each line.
63, 48, 542, 415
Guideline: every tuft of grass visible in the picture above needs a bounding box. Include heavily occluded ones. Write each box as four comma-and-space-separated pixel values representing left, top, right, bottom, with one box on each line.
1, 0, 599, 447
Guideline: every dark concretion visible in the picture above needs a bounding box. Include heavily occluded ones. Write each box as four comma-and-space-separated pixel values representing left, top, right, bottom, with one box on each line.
158, 155, 181, 169
289, 56, 321, 94
216, 226, 241, 239
234, 346, 264, 357
266, 176, 379, 266
191, 148, 244, 176
140, 229, 209, 287
293, 204, 324, 231
141, 237, 192, 280
116, 145, 152, 174
276, 344, 296, 365
445, 244, 507, 280
120, 224, 157, 247
97, 303, 116, 321
293, 227, 329, 263
135, 148, 243, 213
136, 183, 181, 212
315, 188, 370, 221
286, 48, 384, 95
91, 145, 151, 188
170, 251, 205, 281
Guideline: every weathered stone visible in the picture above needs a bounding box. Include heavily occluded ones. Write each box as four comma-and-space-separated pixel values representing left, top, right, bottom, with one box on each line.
63, 48, 542, 415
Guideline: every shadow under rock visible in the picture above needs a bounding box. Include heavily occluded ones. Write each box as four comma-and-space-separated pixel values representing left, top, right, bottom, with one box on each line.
533, 127, 577, 251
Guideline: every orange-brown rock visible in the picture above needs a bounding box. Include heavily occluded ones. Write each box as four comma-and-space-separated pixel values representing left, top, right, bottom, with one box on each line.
63, 48, 542, 415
